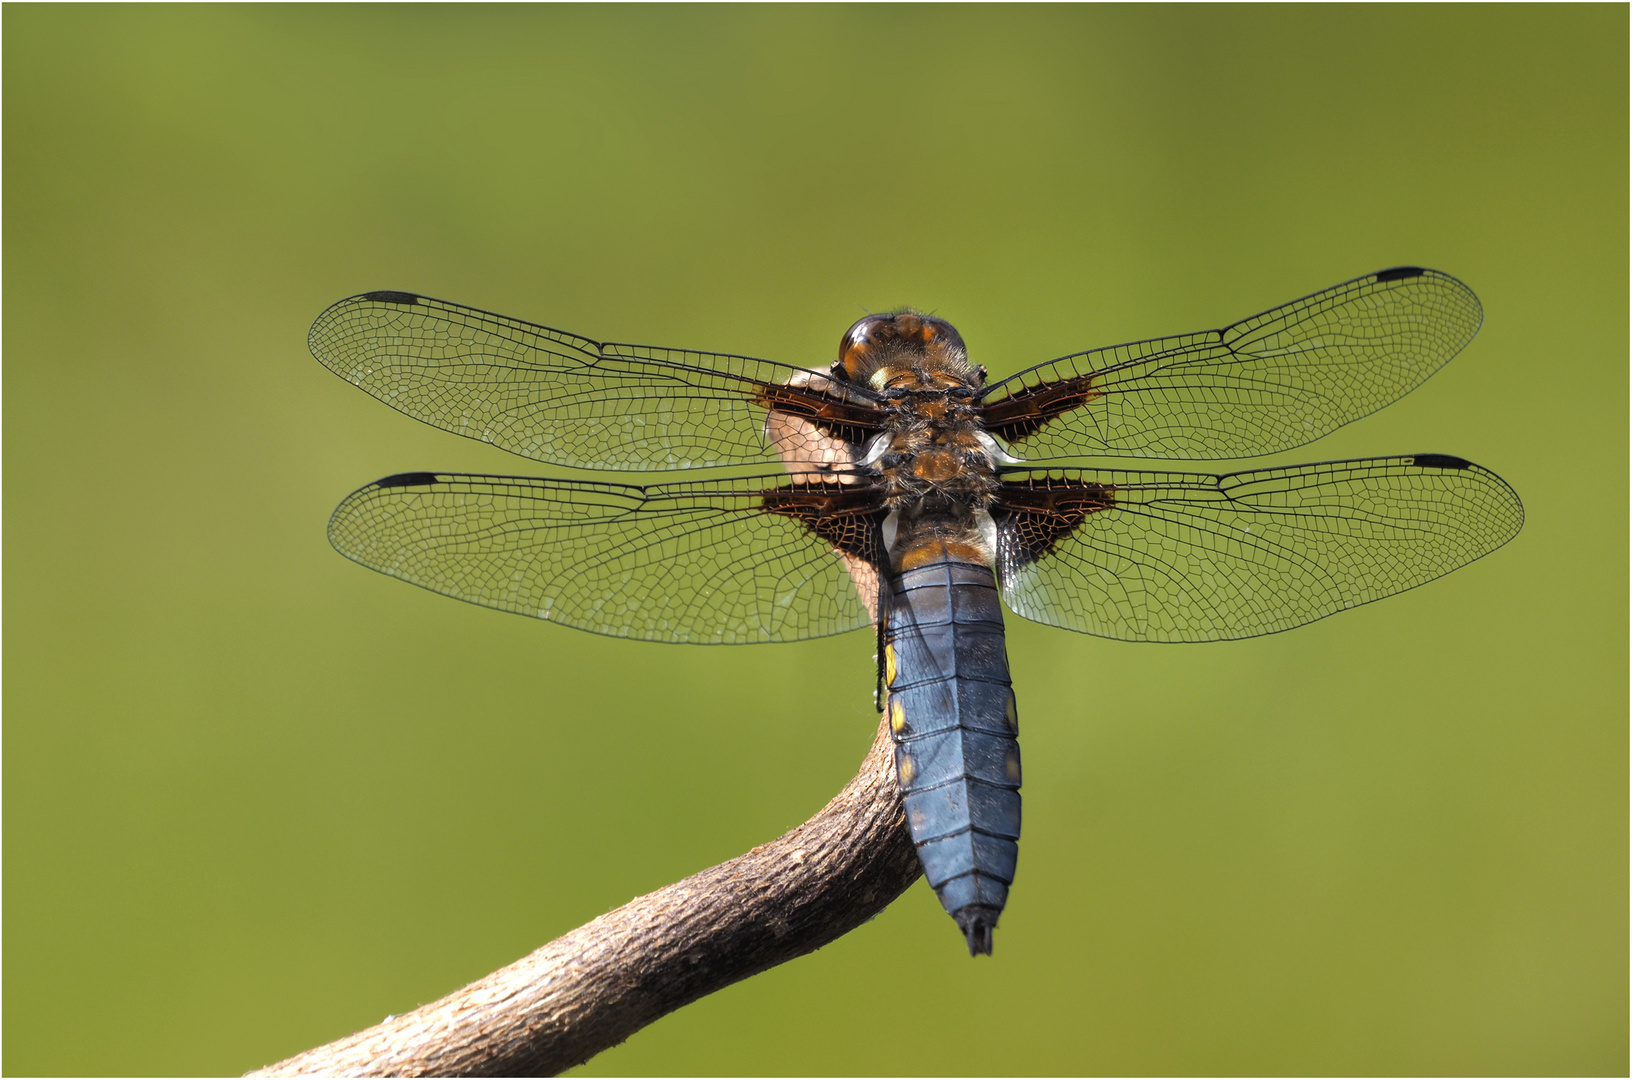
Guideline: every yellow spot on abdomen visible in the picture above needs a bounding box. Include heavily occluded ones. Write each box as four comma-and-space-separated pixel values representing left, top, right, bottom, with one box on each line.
890, 699, 907, 735
898, 754, 916, 785
885, 643, 897, 686
1005, 693, 1018, 732
1005, 750, 1021, 784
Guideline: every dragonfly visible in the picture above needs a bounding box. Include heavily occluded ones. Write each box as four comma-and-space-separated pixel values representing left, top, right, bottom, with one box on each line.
310, 267, 1523, 955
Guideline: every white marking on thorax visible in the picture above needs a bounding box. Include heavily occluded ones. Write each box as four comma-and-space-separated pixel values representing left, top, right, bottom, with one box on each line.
974, 430, 1026, 466
860, 432, 893, 468
973, 508, 999, 565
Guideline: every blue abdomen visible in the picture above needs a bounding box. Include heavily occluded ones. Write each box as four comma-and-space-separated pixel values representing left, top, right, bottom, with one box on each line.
885, 554, 1020, 955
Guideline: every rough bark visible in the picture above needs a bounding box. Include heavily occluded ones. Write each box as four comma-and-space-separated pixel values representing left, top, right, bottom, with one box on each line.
247, 713, 918, 1077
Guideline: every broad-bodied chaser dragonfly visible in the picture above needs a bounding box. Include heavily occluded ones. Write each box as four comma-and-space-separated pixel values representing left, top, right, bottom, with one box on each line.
311, 268, 1522, 955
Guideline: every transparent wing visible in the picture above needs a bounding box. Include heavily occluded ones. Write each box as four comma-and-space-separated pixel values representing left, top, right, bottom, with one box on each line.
992, 455, 1523, 641
978, 268, 1483, 460
327, 471, 886, 643
309, 292, 885, 471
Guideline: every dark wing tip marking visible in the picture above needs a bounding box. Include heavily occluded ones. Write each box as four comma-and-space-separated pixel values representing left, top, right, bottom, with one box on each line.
375, 471, 440, 488
1374, 266, 1427, 283
361, 290, 421, 305
1412, 453, 1473, 470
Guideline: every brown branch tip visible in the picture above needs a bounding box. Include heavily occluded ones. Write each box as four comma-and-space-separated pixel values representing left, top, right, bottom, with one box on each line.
248, 714, 918, 1077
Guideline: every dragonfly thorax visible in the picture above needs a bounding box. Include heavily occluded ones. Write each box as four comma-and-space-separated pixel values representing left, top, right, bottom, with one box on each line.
873, 416, 1001, 571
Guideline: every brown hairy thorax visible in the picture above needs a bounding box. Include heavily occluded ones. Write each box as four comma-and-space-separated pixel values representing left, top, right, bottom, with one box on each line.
829, 311, 1003, 573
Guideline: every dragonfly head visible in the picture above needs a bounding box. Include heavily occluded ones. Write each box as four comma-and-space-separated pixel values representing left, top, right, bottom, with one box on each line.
835, 310, 979, 392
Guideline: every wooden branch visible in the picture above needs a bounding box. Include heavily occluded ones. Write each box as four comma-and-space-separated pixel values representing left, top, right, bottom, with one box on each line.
248, 713, 919, 1077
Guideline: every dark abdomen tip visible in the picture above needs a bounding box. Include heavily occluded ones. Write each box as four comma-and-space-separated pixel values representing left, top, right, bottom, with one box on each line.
955, 906, 999, 956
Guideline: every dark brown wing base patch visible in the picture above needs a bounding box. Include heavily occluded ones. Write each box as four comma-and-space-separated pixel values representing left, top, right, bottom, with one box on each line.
993, 477, 1117, 567
752, 384, 885, 447
760, 483, 888, 564
976, 374, 1100, 443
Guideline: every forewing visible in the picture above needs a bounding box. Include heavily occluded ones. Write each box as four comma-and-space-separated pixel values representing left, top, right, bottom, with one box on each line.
979, 268, 1483, 459
327, 472, 885, 643
309, 292, 885, 471
993, 455, 1522, 641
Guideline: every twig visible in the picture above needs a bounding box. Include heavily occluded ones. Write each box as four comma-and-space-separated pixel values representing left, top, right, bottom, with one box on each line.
247, 713, 918, 1077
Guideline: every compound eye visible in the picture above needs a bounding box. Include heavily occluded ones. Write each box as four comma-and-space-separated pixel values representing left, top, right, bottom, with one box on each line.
839, 314, 895, 377
916, 315, 967, 357
837, 311, 969, 380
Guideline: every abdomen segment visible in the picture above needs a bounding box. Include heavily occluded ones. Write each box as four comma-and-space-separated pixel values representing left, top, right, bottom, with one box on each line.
885, 553, 1021, 955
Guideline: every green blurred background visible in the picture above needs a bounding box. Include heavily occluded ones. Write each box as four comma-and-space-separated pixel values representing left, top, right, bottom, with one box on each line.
5, 6, 1625, 1075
